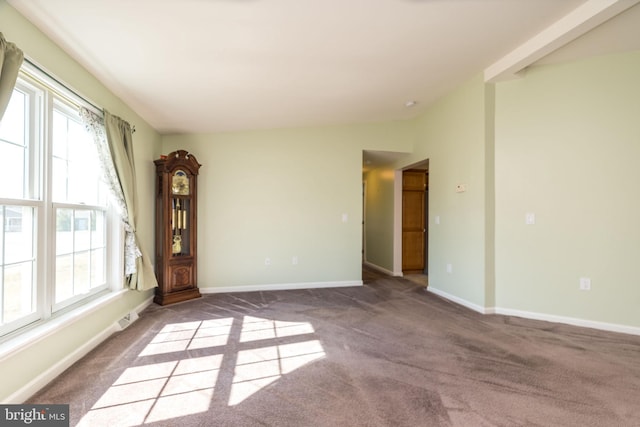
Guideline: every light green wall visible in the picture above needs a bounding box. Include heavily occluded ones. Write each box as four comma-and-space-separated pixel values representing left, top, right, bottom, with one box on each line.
0, 2, 160, 401
363, 166, 397, 271
162, 122, 412, 288
495, 51, 640, 327
396, 74, 493, 308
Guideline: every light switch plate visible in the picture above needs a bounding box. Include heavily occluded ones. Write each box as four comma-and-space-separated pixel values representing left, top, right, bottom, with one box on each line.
579, 277, 591, 290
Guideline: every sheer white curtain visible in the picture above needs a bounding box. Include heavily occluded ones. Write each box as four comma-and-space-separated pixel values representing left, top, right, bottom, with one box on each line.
80, 108, 158, 291
0, 32, 24, 120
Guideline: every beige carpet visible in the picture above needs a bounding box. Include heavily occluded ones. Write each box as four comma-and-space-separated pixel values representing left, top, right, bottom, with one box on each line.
29, 268, 640, 426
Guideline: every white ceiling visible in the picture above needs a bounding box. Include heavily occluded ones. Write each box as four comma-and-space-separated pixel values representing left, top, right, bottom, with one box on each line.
7, 0, 640, 135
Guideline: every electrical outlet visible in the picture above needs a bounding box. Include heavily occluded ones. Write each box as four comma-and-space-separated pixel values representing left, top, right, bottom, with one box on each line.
292, 256, 298, 265
525, 212, 536, 225
446, 263, 452, 274
579, 277, 591, 291
265, 257, 271, 266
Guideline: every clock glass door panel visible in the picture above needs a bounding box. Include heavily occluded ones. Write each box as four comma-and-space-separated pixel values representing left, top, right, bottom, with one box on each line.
171, 197, 190, 256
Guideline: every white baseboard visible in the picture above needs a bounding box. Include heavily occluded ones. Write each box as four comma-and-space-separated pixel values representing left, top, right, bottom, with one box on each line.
363, 261, 402, 277
427, 287, 640, 336
6, 323, 120, 403
6, 295, 154, 403
426, 287, 490, 314
200, 280, 362, 294
492, 307, 640, 336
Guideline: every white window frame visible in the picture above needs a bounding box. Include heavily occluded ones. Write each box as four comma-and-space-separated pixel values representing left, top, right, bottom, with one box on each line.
0, 63, 124, 341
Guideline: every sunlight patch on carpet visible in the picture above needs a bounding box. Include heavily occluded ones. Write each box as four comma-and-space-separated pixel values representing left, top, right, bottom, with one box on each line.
77, 315, 324, 425
229, 340, 326, 406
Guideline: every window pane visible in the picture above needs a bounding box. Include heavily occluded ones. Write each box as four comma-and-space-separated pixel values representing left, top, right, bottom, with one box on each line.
51, 157, 68, 202
0, 143, 26, 199
90, 248, 105, 288
68, 157, 88, 204
67, 119, 85, 154
4, 206, 34, 265
0, 90, 26, 144
55, 208, 107, 305
55, 254, 73, 303
52, 110, 70, 202
91, 211, 105, 248
3, 261, 35, 324
0, 208, 3, 263
74, 210, 91, 252
52, 107, 106, 206
56, 209, 73, 255
52, 110, 68, 159
1, 206, 35, 325
74, 251, 90, 296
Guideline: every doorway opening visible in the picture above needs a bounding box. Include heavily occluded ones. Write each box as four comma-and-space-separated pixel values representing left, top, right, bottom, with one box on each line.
362, 149, 412, 277
398, 160, 429, 286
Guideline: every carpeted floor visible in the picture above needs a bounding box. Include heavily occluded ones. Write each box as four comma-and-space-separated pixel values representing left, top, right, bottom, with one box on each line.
29, 268, 640, 426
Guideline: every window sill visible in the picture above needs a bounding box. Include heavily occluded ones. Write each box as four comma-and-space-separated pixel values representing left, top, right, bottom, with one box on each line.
0, 289, 129, 362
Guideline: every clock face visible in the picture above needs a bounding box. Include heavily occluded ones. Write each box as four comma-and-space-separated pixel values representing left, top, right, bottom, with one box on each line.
171, 170, 189, 195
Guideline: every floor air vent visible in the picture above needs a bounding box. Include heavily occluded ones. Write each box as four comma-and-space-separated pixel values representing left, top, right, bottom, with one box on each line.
117, 311, 139, 330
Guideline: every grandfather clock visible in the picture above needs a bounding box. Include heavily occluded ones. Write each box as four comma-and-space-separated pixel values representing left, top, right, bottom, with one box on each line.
154, 150, 201, 305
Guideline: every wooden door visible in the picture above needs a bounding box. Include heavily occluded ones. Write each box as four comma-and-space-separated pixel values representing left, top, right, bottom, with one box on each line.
402, 170, 427, 274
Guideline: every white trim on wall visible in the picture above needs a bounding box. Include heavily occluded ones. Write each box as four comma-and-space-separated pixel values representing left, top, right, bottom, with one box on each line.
427, 287, 640, 336
427, 287, 490, 314
200, 280, 363, 294
363, 261, 402, 277
6, 295, 154, 403
7, 323, 121, 404
492, 307, 640, 337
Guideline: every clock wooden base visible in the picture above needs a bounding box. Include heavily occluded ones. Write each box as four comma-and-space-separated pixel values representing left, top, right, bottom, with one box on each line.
154, 288, 201, 306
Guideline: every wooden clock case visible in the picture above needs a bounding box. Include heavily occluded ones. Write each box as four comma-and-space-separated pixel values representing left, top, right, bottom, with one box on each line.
154, 150, 201, 305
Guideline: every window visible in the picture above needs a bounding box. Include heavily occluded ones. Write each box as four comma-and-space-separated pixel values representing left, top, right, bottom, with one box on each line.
0, 66, 118, 339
